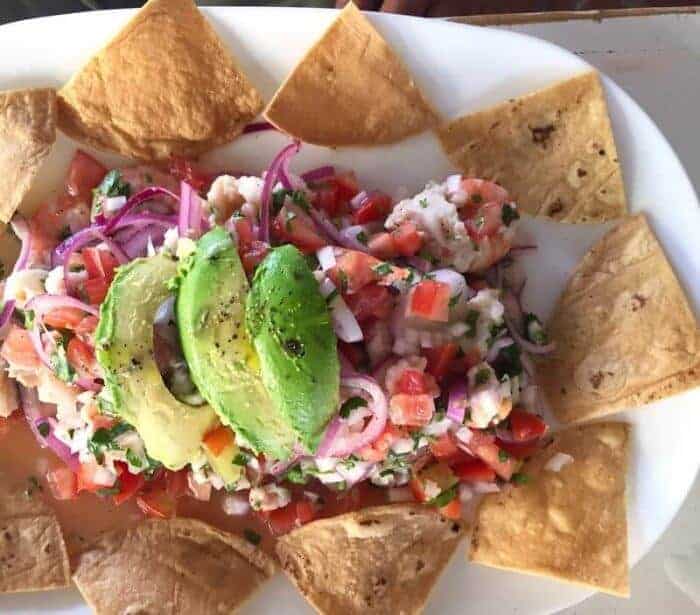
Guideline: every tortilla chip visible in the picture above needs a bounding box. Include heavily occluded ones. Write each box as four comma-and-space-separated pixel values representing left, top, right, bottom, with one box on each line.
73, 518, 274, 614
276, 504, 463, 615
0, 88, 57, 224
437, 71, 626, 223
470, 422, 630, 597
540, 214, 700, 423
0, 474, 71, 593
57, 0, 263, 161
264, 3, 438, 146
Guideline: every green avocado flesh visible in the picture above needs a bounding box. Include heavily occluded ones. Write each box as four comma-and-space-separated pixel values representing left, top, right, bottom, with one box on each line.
246, 244, 340, 454
176, 227, 297, 460
95, 254, 217, 470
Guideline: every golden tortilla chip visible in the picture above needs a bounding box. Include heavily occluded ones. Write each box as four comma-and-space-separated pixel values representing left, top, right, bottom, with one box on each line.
470, 422, 630, 597
264, 3, 438, 146
58, 0, 263, 161
0, 88, 56, 224
73, 518, 274, 614
540, 214, 700, 423
437, 71, 626, 223
0, 473, 71, 593
276, 504, 463, 615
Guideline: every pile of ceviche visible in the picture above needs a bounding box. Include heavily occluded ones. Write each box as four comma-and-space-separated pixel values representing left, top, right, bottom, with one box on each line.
0, 142, 554, 532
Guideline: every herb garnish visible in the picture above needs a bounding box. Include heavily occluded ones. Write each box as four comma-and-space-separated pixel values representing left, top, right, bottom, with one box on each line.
244, 529, 262, 545
465, 310, 480, 337
232, 452, 250, 466
512, 472, 530, 485
339, 396, 367, 418
373, 262, 393, 276
356, 231, 368, 245
51, 338, 75, 383
430, 484, 458, 507
501, 203, 520, 226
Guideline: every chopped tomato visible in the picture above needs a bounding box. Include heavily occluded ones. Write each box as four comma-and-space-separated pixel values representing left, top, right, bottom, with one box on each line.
65, 150, 107, 200
67, 337, 98, 380
509, 409, 548, 442
496, 439, 542, 460
407, 280, 451, 323
395, 369, 431, 395
43, 307, 86, 331
353, 191, 392, 225
240, 241, 270, 275
465, 202, 505, 240
75, 315, 99, 344
411, 462, 458, 503
439, 496, 462, 520
169, 157, 213, 193
83, 277, 111, 305
429, 433, 461, 460
136, 488, 176, 519
424, 343, 459, 381
329, 251, 378, 293
357, 423, 407, 462
165, 469, 189, 498
113, 462, 145, 506
82, 247, 119, 282
263, 500, 317, 536
338, 341, 368, 371
76, 461, 113, 493
311, 173, 358, 217
202, 425, 234, 457
232, 217, 255, 249
391, 222, 423, 257
453, 458, 496, 483
46, 467, 78, 500
467, 430, 520, 481
332, 172, 360, 202
344, 284, 394, 323
367, 233, 398, 260
273, 206, 327, 254
389, 393, 435, 427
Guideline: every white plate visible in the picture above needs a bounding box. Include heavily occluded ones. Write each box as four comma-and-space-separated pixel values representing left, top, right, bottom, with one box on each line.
1, 7, 699, 615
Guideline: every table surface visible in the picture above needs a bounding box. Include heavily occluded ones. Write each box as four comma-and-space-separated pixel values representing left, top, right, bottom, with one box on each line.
476, 11, 700, 614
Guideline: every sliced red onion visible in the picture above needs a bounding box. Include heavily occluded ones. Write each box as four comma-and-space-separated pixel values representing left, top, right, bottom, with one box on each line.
25, 294, 99, 318
316, 376, 388, 458
19, 385, 53, 449
121, 227, 166, 259
309, 207, 369, 253
112, 212, 178, 232
486, 336, 514, 363
37, 418, 80, 472
104, 186, 179, 234
301, 165, 334, 184
504, 313, 555, 355
179, 181, 194, 237
28, 326, 52, 368
10, 216, 32, 273
446, 380, 468, 423
75, 376, 101, 392
316, 246, 336, 271
259, 141, 301, 243
349, 190, 368, 211
53, 224, 104, 267
96, 232, 129, 264
242, 121, 276, 134
222, 493, 251, 516
405, 255, 433, 273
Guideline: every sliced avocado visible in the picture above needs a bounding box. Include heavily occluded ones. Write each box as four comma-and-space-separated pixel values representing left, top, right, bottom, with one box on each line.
96, 253, 217, 470
246, 245, 340, 453
176, 227, 297, 460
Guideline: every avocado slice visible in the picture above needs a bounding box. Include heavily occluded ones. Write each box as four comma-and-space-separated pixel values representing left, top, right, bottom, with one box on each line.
96, 253, 218, 470
246, 245, 340, 454
176, 227, 297, 460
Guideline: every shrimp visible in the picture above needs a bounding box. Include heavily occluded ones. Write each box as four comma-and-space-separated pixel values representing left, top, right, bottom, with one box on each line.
463, 201, 518, 272
1, 325, 42, 387
459, 178, 509, 217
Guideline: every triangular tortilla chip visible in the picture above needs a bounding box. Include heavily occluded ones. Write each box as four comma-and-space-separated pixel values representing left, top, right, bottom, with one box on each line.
264, 3, 438, 146
58, 0, 263, 161
276, 504, 463, 615
437, 71, 626, 223
0, 473, 71, 593
540, 214, 700, 423
73, 518, 275, 614
470, 422, 630, 597
0, 88, 56, 224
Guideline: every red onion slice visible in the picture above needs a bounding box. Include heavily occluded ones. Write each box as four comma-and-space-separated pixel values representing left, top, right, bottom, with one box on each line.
25, 294, 99, 319
243, 121, 276, 134
19, 385, 53, 449
259, 141, 301, 243
504, 313, 555, 355
309, 207, 369, 253
104, 186, 179, 234
28, 326, 53, 368
301, 166, 335, 184
36, 417, 80, 472
405, 255, 433, 273
10, 216, 32, 273
446, 380, 468, 423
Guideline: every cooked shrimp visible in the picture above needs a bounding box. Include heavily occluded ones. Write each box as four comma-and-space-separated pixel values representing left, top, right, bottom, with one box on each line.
463, 201, 518, 272
459, 178, 509, 217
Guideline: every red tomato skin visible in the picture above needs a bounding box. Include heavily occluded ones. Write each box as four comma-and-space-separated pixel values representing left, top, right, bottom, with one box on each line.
467, 430, 519, 481
391, 222, 423, 257
453, 459, 496, 483
439, 497, 462, 520
424, 343, 459, 381
344, 284, 393, 322
113, 463, 145, 506
394, 369, 431, 395
82, 247, 118, 282
43, 307, 85, 331
169, 157, 213, 193
136, 489, 176, 519
328, 251, 378, 294
165, 469, 189, 498
429, 433, 461, 460
67, 337, 98, 380
273, 208, 327, 254
367, 233, 398, 260
353, 192, 392, 225
263, 501, 317, 536
509, 409, 548, 442
82, 278, 111, 305
65, 150, 107, 200
496, 439, 541, 460
407, 280, 451, 323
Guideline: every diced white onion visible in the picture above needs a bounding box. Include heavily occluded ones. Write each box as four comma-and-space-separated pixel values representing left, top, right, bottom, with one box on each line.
222, 494, 250, 516
316, 246, 337, 271
472, 481, 500, 494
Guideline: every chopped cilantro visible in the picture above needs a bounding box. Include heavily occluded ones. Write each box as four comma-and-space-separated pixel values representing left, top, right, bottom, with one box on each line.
498, 449, 510, 462
524, 313, 549, 345
88, 422, 133, 462
487, 322, 507, 346
272, 189, 309, 214
418, 248, 438, 265
284, 466, 309, 485
449, 294, 460, 308
355, 230, 368, 245
97, 484, 121, 497
512, 472, 530, 485
284, 211, 297, 232
501, 203, 520, 226
92, 170, 131, 217
232, 452, 250, 466
244, 529, 262, 546
125, 448, 143, 468
373, 262, 393, 276
37, 422, 50, 438
429, 484, 458, 507
419, 197, 429, 209
23, 310, 35, 330
339, 396, 367, 418
465, 309, 480, 337
471, 193, 483, 204
475, 368, 492, 386
337, 269, 349, 293
325, 288, 339, 304
493, 343, 522, 379
51, 338, 75, 383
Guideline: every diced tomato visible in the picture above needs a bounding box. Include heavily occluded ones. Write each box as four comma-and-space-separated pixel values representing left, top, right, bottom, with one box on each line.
391, 222, 423, 257
389, 393, 435, 427
453, 458, 496, 483
338, 341, 368, 371
273, 206, 327, 254
353, 192, 392, 225
43, 307, 86, 331
496, 439, 542, 460
465, 202, 505, 240
411, 462, 458, 503
65, 150, 107, 200
82, 247, 119, 282
136, 488, 176, 519
467, 430, 520, 481
83, 277, 111, 305
67, 337, 98, 380
509, 409, 548, 442
75, 315, 99, 344
313, 184, 343, 217
429, 433, 461, 460
46, 467, 78, 500
439, 497, 462, 520
169, 157, 213, 193
233, 217, 256, 251
328, 251, 378, 293
113, 462, 145, 506
344, 284, 393, 323
165, 469, 189, 498
76, 461, 113, 493
367, 233, 398, 260
240, 241, 270, 275
395, 369, 431, 395
424, 343, 459, 381
332, 172, 360, 202
202, 425, 234, 457
407, 280, 451, 323
357, 422, 407, 462
263, 500, 317, 537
